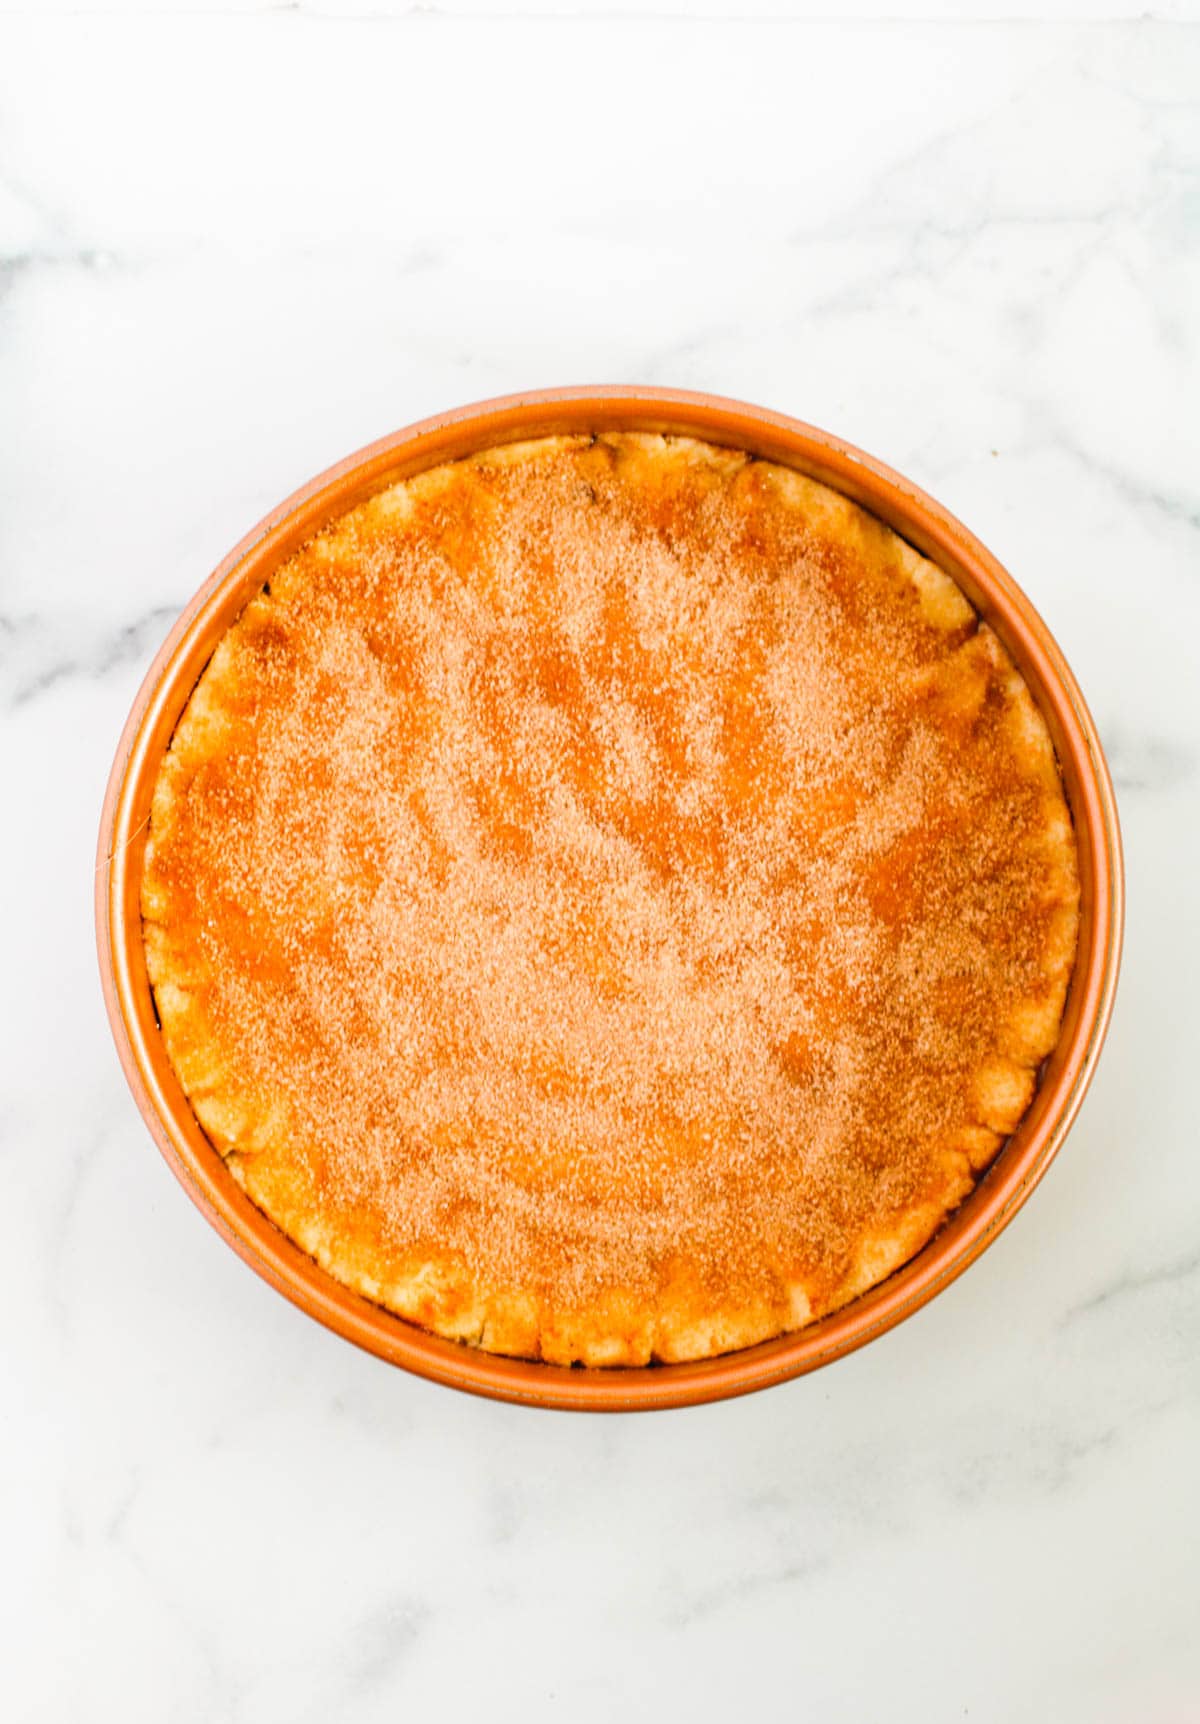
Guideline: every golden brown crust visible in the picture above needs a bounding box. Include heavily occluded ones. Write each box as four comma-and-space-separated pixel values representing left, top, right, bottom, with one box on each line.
142, 434, 1080, 1365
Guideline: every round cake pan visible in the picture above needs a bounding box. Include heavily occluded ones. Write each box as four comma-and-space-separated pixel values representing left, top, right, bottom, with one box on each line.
96, 387, 1124, 1411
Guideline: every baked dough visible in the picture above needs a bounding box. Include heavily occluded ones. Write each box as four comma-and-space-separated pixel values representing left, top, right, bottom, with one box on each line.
142, 434, 1080, 1364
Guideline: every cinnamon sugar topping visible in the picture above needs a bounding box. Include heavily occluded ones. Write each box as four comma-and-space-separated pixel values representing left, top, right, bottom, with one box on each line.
143, 434, 1079, 1355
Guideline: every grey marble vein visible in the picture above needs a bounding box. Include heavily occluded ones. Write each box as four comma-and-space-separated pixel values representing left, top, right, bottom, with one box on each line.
0, 603, 181, 708
1100, 728, 1197, 793
340, 1598, 429, 1697
666, 1553, 831, 1628
1062, 1248, 1200, 1324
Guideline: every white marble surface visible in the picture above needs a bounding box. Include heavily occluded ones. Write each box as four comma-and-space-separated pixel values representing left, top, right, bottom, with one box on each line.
2, 5, 1198, 1720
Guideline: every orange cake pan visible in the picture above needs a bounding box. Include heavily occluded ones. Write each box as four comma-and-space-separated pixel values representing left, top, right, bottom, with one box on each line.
96, 387, 1124, 1411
